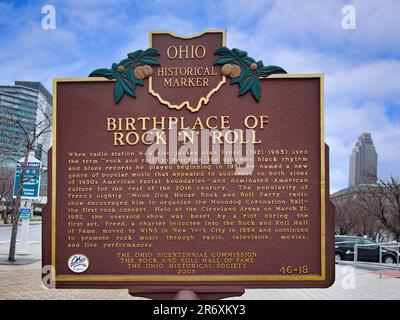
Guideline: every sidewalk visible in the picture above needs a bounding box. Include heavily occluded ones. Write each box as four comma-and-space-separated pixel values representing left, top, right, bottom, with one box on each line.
1, 241, 399, 300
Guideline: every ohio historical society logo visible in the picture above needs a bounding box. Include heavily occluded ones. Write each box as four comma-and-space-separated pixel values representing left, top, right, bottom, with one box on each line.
68, 254, 89, 273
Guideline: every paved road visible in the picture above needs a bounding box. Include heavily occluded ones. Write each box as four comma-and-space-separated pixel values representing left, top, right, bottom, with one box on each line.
0, 223, 41, 243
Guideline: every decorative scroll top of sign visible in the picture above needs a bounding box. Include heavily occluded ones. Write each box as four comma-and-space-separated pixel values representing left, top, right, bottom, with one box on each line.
214, 47, 287, 102
89, 30, 287, 111
89, 49, 161, 104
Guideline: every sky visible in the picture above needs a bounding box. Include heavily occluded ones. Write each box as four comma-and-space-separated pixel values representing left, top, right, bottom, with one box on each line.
0, 0, 399, 193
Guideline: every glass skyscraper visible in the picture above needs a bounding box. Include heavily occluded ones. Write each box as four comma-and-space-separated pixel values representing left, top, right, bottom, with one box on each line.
0, 84, 38, 165
14, 81, 53, 169
0, 81, 52, 197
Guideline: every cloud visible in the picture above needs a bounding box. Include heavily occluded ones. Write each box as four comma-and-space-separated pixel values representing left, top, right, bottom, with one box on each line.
207, 0, 274, 24
326, 59, 400, 105
374, 125, 400, 163
228, 0, 400, 59
54, 0, 131, 33
0, 21, 84, 89
352, 0, 400, 57
116, 15, 200, 64
327, 102, 389, 138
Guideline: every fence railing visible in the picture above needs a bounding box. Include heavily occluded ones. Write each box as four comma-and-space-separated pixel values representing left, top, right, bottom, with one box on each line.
335, 240, 400, 278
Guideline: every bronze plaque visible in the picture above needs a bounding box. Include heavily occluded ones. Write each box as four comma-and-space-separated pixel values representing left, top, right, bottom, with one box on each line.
42, 30, 334, 298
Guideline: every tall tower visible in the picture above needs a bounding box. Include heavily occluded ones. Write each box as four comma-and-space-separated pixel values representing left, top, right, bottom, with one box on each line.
349, 133, 378, 187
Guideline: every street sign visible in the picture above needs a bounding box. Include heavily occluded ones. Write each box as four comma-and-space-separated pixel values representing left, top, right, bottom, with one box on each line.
13, 155, 42, 199
19, 208, 31, 214
19, 207, 31, 220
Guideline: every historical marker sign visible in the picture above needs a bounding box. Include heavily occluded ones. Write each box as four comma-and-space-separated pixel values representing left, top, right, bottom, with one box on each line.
43, 30, 334, 299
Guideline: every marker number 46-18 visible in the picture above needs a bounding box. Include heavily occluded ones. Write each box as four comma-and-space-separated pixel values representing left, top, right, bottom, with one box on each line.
280, 265, 309, 274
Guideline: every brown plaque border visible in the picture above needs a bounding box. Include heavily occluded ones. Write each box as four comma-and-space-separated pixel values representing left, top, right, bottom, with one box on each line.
51, 73, 326, 282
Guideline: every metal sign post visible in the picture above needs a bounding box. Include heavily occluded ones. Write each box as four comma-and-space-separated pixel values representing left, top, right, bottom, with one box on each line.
17, 199, 32, 255
13, 155, 41, 255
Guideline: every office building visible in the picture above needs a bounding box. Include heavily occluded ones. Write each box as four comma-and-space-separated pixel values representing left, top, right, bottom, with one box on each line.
0, 81, 52, 197
348, 133, 378, 186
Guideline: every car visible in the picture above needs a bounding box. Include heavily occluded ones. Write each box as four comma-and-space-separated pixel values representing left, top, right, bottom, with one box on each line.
335, 235, 399, 264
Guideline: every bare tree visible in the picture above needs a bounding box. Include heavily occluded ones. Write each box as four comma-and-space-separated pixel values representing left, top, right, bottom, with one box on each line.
0, 166, 14, 224
334, 195, 359, 235
332, 186, 385, 241
357, 176, 400, 241
352, 205, 385, 241
0, 98, 51, 261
